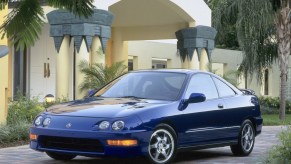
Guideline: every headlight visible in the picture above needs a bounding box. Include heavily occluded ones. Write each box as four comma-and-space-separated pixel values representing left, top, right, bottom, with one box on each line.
112, 121, 125, 131
43, 117, 51, 127
99, 121, 110, 130
34, 116, 43, 126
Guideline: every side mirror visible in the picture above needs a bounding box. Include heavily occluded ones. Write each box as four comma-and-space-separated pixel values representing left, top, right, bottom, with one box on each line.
88, 89, 96, 97
187, 93, 206, 104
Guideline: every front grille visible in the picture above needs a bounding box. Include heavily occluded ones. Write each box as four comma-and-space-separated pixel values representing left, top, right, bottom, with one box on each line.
39, 136, 104, 153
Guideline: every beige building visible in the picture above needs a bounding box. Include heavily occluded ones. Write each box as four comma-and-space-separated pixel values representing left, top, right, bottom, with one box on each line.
1, 0, 286, 124
211, 49, 283, 99
0, 0, 213, 123
0, 0, 286, 125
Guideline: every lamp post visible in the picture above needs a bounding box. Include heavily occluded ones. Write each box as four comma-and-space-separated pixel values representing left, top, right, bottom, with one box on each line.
44, 94, 55, 103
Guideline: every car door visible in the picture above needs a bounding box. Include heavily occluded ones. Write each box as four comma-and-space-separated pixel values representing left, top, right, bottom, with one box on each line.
212, 76, 243, 140
179, 73, 229, 147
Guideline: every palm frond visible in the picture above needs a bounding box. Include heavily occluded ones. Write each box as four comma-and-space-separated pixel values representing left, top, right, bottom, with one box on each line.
0, 0, 8, 10
79, 61, 128, 92
226, 0, 277, 82
0, 0, 45, 50
46, 0, 94, 17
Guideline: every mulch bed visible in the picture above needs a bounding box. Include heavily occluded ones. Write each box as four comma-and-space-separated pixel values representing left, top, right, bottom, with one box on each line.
0, 140, 29, 148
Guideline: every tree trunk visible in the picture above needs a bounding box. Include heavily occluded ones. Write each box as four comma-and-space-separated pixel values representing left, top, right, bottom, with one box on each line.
279, 71, 287, 120
276, 6, 291, 120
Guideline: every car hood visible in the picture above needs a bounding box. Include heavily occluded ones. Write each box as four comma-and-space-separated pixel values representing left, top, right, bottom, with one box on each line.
46, 97, 171, 118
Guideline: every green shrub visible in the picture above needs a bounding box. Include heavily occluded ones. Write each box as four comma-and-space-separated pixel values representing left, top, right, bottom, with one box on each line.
266, 126, 291, 163
7, 93, 44, 124
0, 93, 68, 146
0, 120, 30, 145
259, 97, 291, 114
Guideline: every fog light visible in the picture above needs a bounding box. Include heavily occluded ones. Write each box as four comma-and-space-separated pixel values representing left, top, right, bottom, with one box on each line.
107, 140, 138, 146
30, 134, 37, 141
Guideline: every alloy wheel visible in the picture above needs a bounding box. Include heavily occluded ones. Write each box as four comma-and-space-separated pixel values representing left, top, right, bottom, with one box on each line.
241, 123, 254, 152
149, 129, 175, 163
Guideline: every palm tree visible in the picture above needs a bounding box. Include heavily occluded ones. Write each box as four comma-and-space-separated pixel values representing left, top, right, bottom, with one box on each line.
213, 0, 290, 120
275, 1, 291, 120
78, 61, 128, 92
0, 0, 94, 50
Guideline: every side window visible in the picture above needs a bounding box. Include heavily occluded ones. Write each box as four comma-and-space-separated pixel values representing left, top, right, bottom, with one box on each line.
213, 77, 236, 97
185, 74, 218, 100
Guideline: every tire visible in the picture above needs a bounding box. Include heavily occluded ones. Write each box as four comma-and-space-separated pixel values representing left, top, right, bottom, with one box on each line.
148, 124, 177, 164
230, 120, 255, 156
46, 151, 77, 160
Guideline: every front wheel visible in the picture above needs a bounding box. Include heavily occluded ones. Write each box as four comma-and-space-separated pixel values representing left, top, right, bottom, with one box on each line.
46, 151, 77, 160
148, 125, 177, 164
231, 120, 255, 156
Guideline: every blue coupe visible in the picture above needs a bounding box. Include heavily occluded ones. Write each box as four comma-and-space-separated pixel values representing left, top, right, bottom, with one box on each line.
30, 70, 263, 164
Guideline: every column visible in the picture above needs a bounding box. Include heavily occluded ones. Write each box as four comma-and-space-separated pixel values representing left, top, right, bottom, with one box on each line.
105, 38, 113, 66
91, 36, 105, 65
75, 40, 90, 99
200, 49, 209, 71
111, 28, 128, 67
188, 50, 200, 70
181, 59, 189, 69
56, 35, 70, 99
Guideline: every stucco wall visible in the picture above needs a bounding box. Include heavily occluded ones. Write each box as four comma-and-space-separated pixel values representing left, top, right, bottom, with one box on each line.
128, 41, 181, 69
94, 0, 211, 26
0, 54, 8, 124
211, 48, 283, 98
0, 6, 9, 124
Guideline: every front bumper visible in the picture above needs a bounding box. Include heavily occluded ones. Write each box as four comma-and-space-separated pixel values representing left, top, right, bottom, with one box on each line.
255, 116, 263, 136
30, 127, 152, 157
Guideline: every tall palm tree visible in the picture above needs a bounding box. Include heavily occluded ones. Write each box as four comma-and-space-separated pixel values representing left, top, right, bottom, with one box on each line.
275, 1, 291, 120
213, 0, 290, 120
0, 0, 94, 50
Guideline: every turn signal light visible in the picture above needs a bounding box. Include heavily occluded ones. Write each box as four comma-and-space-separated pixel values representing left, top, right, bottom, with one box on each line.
107, 140, 138, 146
30, 134, 37, 141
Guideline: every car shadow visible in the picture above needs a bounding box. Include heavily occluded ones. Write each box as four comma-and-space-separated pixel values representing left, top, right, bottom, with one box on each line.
174, 150, 234, 162
39, 149, 234, 164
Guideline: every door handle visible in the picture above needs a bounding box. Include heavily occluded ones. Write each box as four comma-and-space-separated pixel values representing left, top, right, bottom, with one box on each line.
44, 63, 47, 78
47, 63, 50, 78
218, 104, 224, 109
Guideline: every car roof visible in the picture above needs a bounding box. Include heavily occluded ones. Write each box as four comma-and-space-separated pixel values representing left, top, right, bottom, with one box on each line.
129, 69, 243, 95
130, 69, 203, 75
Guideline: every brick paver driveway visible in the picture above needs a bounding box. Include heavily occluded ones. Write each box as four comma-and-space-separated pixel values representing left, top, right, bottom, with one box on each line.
0, 126, 285, 164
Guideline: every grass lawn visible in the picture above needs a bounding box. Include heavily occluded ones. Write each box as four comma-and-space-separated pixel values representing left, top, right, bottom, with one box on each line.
262, 114, 291, 126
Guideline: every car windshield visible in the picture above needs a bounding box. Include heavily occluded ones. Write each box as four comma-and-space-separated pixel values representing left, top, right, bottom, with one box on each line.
94, 72, 187, 101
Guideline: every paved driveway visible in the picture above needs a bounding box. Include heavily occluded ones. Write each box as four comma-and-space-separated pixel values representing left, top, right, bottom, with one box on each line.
0, 126, 285, 164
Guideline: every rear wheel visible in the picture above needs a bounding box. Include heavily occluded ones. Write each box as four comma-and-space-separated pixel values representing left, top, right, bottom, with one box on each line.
148, 125, 177, 164
46, 152, 77, 160
231, 120, 255, 156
